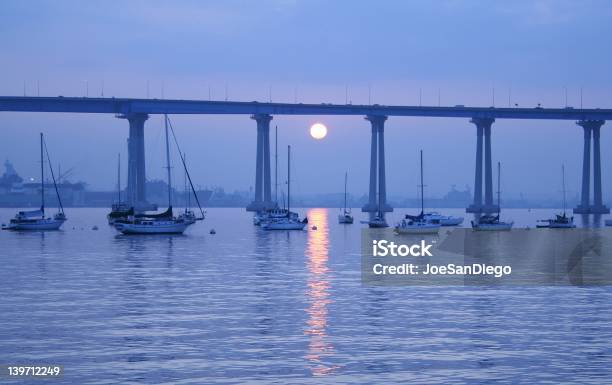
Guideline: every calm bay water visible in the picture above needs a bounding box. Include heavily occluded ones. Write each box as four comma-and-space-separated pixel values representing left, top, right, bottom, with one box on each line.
1, 208, 612, 384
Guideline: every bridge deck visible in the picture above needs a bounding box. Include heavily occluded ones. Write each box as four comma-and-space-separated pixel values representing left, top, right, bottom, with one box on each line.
1, 96, 611, 120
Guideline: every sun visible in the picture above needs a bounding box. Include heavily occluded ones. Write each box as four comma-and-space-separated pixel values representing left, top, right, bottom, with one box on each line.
310, 123, 328, 140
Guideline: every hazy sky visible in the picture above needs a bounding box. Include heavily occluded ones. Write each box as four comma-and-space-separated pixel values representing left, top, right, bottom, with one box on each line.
2, 0, 612, 200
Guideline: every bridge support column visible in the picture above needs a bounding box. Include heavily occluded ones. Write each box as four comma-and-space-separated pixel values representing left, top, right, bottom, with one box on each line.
362, 115, 392, 224
247, 114, 275, 212
117, 113, 154, 212
574, 120, 609, 214
467, 117, 497, 213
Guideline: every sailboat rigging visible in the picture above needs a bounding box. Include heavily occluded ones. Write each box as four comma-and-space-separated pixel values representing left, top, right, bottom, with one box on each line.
261, 145, 307, 230
113, 114, 203, 234
3, 133, 67, 231
107, 153, 132, 225
471, 162, 513, 231
338, 171, 353, 224
537, 164, 575, 228
395, 150, 440, 234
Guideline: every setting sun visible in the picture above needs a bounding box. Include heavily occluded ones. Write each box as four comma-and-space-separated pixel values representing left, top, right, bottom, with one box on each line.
310, 123, 328, 140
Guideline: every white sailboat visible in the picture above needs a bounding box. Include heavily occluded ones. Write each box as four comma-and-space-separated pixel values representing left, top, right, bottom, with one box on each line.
253, 126, 300, 226
3, 133, 67, 231
422, 212, 464, 226
471, 162, 513, 231
395, 150, 440, 234
262, 145, 307, 230
338, 171, 354, 224
114, 114, 204, 235
537, 165, 575, 229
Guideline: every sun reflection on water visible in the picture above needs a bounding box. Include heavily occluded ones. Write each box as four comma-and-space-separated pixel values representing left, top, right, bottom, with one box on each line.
304, 208, 340, 376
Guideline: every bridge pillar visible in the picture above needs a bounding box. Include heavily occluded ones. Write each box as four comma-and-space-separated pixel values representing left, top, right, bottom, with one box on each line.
467, 117, 498, 213
362, 115, 392, 224
574, 120, 609, 214
117, 113, 154, 211
247, 114, 275, 212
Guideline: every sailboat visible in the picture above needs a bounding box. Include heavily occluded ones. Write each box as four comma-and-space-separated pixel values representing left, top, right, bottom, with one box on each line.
114, 114, 204, 234
3, 133, 67, 231
367, 172, 388, 228
338, 171, 353, 224
253, 126, 300, 226
178, 153, 197, 225
471, 162, 513, 231
395, 150, 440, 234
107, 153, 132, 225
261, 145, 307, 230
537, 165, 575, 229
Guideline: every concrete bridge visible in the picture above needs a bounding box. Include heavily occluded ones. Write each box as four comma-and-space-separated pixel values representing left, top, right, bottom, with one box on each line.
2, 96, 611, 219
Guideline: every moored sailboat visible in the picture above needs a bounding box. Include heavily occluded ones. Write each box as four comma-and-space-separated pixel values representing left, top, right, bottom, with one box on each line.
338, 171, 353, 224
537, 165, 575, 229
422, 212, 464, 226
3, 133, 67, 231
114, 114, 204, 234
395, 150, 440, 234
261, 145, 307, 230
471, 162, 513, 231
107, 153, 132, 225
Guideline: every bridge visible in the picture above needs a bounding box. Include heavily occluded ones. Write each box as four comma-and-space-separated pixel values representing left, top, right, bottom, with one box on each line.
2, 96, 610, 221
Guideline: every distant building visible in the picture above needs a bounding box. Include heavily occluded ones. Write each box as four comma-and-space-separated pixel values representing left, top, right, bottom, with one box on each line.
0, 160, 85, 207
442, 185, 472, 206
0, 160, 24, 194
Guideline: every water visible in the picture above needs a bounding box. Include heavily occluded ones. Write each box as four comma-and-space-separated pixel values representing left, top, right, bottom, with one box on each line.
1, 208, 612, 384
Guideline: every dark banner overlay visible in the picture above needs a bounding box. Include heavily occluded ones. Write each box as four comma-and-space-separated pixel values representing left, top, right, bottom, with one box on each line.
361, 228, 612, 286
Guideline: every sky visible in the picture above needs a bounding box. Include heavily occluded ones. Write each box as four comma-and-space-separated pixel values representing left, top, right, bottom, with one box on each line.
1, 0, 612, 201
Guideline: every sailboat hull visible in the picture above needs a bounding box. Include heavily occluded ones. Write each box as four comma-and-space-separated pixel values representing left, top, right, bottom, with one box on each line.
3, 218, 65, 231
368, 220, 388, 228
395, 224, 440, 234
261, 220, 306, 230
548, 223, 576, 229
471, 221, 514, 231
115, 221, 190, 234
338, 214, 354, 224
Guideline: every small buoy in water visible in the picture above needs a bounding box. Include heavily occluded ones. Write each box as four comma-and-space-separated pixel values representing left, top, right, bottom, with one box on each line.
92, 226, 99, 231
210, 229, 216, 234
311, 225, 317, 230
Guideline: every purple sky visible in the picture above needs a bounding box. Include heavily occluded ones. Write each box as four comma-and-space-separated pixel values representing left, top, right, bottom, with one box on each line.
1, 0, 612, 200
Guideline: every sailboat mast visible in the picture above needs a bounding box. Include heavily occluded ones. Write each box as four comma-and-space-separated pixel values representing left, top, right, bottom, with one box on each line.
497, 161, 501, 216
117, 153, 121, 203
420, 150, 424, 215
562, 164, 567, 214
344, 171, 348, 212
287, 145, 291, 217
275, 126, 278, 206
164, 114, 172, 208
184, 152, 190, 210
40, 132, 44, 214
